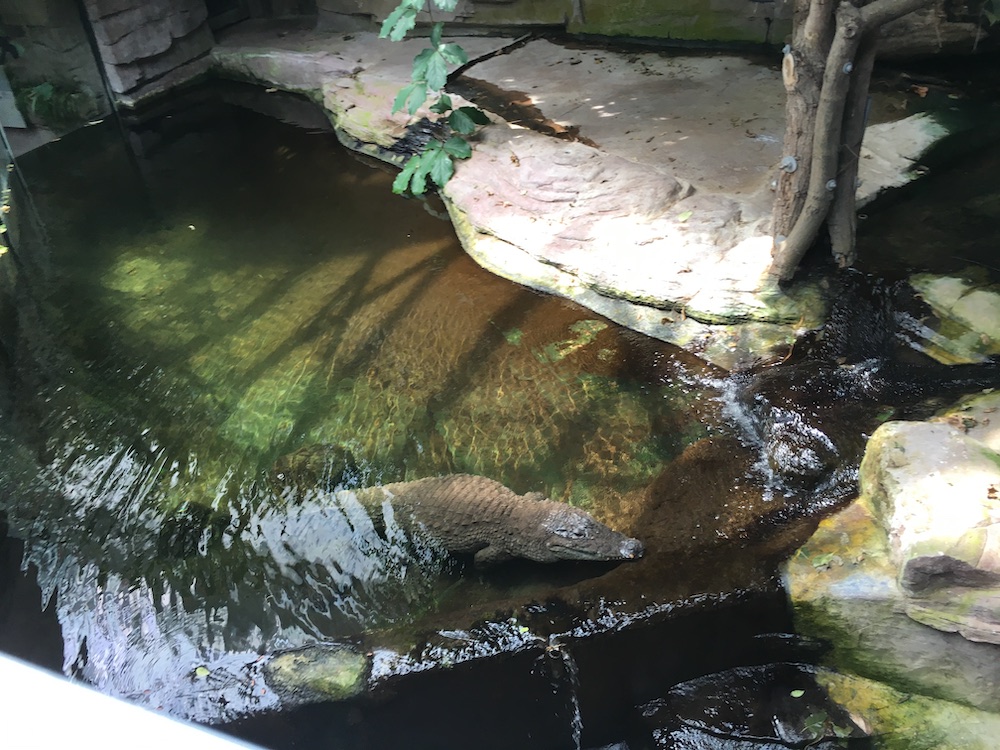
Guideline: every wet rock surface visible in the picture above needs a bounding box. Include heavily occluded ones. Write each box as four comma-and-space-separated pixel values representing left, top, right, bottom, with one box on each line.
784, 392, 1000, 712
209, 25, 959, 369
637, 663, 865, 749
908, 273, 1000, 364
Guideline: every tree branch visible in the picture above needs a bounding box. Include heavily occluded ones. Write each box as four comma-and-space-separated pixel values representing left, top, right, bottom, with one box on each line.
828, 32, 878, 266
860, 0, 930, 31
771, 1, 863, 280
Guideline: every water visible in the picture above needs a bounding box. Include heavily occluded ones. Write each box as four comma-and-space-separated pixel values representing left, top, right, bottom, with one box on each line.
1, 78, 998, 745
0, 84, 730, 723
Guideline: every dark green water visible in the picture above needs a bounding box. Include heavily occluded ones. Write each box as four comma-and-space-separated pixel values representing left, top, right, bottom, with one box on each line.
2, 77, 997, 743
0, 87, 724, 722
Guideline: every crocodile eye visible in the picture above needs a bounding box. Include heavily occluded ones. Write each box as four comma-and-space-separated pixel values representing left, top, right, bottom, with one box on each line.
553, 519, 592, 540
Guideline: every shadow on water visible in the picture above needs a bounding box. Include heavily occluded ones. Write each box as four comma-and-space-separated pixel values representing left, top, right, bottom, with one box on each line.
0, 76, 998, 746
0, 82, 733, 723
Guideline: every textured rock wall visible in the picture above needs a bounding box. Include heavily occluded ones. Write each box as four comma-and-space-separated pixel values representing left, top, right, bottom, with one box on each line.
315, 0, 992, 54
81, 0, 214, 104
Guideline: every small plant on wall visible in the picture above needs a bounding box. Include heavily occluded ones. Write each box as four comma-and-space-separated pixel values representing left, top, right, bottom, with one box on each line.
380, 0, 490, 196
14, 80, 97, 130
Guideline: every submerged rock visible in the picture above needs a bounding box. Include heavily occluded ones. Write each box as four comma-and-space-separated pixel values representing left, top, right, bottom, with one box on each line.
908, 273, 1000, 364
264, 643, 369, 705
637, 663, 865, 749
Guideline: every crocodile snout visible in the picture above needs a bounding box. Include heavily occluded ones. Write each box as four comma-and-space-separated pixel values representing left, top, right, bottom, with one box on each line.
620, 537, 644, 559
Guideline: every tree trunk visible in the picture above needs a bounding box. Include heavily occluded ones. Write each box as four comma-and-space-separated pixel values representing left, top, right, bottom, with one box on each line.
771, 0, 835, 242
769, 0, 937, 282
828, 33, 878, 267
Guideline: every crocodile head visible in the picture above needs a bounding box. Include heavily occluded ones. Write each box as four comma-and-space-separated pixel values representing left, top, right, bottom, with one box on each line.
539, 505, 644, 562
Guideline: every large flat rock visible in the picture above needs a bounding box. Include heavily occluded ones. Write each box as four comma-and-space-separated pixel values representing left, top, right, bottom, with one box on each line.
211, 24, 950, 368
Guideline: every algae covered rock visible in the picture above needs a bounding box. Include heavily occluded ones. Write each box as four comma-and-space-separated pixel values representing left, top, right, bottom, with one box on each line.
264, 644, 369, 706
909, 273, 1000, 364
818, 669, 1000, 750
783, 391, 1000, 712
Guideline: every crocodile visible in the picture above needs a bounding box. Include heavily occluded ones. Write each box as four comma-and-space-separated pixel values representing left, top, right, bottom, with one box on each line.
342, 474, 644, 568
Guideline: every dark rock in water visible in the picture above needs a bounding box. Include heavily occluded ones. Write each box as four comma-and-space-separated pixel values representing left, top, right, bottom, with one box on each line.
270, 443, 360, 491
636, 663, 867, 749
729, 269, 1000, 495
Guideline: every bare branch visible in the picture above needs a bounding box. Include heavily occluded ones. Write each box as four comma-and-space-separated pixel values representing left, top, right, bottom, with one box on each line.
860, 0, 931, 31
829, 33, 878, 266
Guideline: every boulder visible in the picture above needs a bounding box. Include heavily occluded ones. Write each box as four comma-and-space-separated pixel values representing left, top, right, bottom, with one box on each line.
818, 669, 1000, 750
909, 273, 1000, 364
783, 391, 1000, 711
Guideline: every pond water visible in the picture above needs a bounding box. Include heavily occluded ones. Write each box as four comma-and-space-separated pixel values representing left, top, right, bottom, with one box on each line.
0, 78, 998, 748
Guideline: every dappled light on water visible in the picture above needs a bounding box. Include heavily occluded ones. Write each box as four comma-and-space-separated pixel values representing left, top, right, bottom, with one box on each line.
0, 90, 713, 720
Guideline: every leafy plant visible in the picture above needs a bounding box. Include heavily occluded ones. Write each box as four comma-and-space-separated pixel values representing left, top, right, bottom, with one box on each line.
984, 0, 998, 24
14, 81, 95, 129
380, 2, 490, 196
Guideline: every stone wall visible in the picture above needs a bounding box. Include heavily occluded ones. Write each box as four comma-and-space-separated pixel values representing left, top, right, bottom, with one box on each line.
315, 0, 789, 41
81, 0, 214, 106
315, 0, 992, 56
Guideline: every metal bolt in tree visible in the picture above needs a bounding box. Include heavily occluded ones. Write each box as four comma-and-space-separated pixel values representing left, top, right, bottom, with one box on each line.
770, 0, 936, 281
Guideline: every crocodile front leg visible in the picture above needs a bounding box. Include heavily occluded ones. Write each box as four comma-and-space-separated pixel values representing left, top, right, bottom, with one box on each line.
473, 544, 514, 568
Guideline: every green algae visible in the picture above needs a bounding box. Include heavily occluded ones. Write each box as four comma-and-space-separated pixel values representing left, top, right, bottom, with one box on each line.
819, 669, 1000, 750
265, 645, 369, 703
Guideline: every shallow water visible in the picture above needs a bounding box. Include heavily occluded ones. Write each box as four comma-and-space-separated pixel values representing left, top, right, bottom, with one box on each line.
0, 85, 734, 722
1, 76, 997, 744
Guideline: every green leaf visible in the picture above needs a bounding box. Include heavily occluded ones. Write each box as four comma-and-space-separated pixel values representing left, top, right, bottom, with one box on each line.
426, 52, 449, 91
677, 210, 693, 222
428, 148, 455, 187
432, 0, 459, 10
448, 108, 477, 134
438, 42, 467, 66
802, 712, 828, 739
790, 689, 805, 698
504, 328, 524, 346
430, 22, 443, 47
430, 93, 453, 114
811, 552, 837, 569
411, 166, 429, 195
392, 82, 427, 114
379, 4, 418, 41
412, 48, 434, 83
447, 106, 490, 134
442, 135, 471, 159
195, 666, 210, 678
392, 156, 422, 195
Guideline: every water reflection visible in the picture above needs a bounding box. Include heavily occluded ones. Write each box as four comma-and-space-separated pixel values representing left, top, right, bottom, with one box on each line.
0, 86, 708, 720
4, 81, 994, 731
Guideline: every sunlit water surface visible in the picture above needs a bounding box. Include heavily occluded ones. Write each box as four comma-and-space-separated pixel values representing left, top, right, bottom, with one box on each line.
0, 88, 722, 721
1, 78, 997, 738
